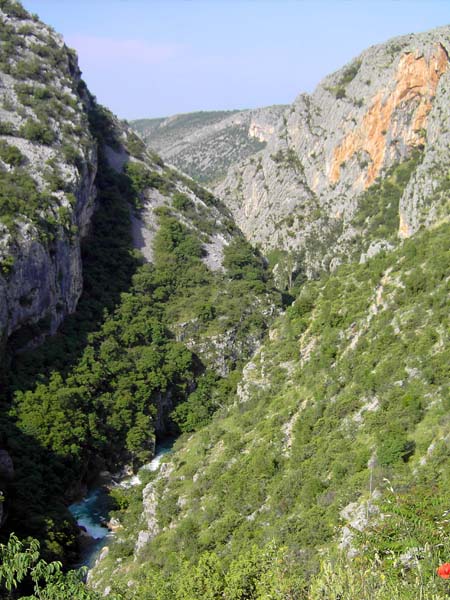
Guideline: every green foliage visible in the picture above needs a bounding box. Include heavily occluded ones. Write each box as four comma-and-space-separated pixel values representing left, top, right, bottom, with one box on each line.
266, 248, 306, 297
307, 477, 450, 598
9, 208, 199, 472
0, 0, 28, 19
376, 426, 414, 466
19, 118, 56, 145
15, 83, 52, 106
174, 171, 218, 206
124, 162, 175, 208
351, 150, 423, 253
326, 60, 361, 99
172, 373, 220, 432
223, 238, 267, 284
43, 159, 71, 192
125, 131, 147, 159
270, 148, 304, 175
87, 104, 122, 150
153, 213, 204, 261
0, 533, 115, 599
98, 220, 450, 598
339, 60, 362, 86
61, 143, 82, 168
0, 140, 24, 166
172, 192, 193, 212
0, 254, 14, 277
15, 57, 46, 81
115, 543, 303, 600
0, 167, 58, 231
0, 121, 16, 135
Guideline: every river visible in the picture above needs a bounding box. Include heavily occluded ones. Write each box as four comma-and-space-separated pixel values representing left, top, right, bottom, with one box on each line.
69, 440, 173, 568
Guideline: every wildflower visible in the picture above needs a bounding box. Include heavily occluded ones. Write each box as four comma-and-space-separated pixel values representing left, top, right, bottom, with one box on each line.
437, 563, 450, 579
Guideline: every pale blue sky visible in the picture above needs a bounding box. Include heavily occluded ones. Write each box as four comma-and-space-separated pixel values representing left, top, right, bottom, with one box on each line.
21, 1, 450, 120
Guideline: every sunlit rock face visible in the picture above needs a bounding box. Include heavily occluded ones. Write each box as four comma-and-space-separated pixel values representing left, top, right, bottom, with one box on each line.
216, 28, 450, 272
330, 44, 448, 188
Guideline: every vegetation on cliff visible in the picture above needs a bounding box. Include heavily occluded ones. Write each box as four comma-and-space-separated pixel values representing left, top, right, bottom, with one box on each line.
1, 3, 450, 600
1, 69, 279, 574
0, 1, 93, 235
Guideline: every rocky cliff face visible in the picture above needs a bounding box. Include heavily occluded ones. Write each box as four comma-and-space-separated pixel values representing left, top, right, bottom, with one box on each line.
0, 3, 97, 350
131, 106, 286, 186
212, 28, 450, 274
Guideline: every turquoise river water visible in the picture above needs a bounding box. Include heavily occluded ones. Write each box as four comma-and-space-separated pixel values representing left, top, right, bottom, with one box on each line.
69, 440, 173, 567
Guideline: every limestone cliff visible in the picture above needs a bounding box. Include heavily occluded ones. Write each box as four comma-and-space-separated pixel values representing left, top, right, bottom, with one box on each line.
0, 3, 97, 349
213, 27, 450, 274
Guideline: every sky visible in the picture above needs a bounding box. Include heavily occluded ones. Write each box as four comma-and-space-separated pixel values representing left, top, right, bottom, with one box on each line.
21, 0, 450, 121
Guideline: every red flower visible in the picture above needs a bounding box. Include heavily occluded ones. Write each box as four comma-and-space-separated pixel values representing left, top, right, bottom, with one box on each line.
437, 563, 450, 579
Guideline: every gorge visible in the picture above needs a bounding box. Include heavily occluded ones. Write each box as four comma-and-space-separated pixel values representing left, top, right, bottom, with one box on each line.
1, 1, 450, 599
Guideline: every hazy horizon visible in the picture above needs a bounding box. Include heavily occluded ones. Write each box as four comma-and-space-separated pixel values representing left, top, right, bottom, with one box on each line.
21, 0, 450, 120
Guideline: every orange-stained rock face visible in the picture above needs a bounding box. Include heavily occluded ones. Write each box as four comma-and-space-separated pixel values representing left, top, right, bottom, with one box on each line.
330, 44, 448, 187
398, 211, 413, 238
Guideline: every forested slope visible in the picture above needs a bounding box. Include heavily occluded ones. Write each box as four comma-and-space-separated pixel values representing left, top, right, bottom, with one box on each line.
92, 219, 450, 599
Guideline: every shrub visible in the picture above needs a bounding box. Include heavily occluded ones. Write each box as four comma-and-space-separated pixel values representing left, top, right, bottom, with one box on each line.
0, 255, 14, 277
15, 58, 43, 80
172, 192, 193, 211
223, 238, 267, 282
20, 118, 56, 145
339, 60, 362, 86
61, 143, 82, 168
0, 0, 28, 18
0, 140, 24, 166
126, 132, 146, 158
0, 120, 16, 135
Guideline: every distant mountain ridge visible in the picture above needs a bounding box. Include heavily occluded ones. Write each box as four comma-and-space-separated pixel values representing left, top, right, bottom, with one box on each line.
131, 106, 286, 185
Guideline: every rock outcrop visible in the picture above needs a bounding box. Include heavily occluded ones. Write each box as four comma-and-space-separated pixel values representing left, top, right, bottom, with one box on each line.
135, 461, 174, 555
0, 5, 97, 349
210, 28, 450, 273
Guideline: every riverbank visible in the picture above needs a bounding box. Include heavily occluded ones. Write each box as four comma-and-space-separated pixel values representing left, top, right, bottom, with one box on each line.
69, 440, 174, 568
